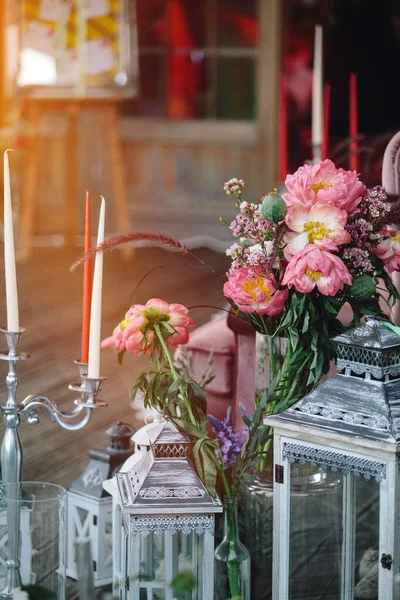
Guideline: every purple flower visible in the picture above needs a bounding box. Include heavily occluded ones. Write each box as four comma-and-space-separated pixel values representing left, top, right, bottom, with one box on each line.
209, 407, 247, 467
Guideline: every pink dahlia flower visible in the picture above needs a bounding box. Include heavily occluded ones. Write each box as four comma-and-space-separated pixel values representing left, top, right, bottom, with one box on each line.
283, 159, 365, 215
282, 245, 352, 296
101, 299, 195, 356
224, 266, 288, 316
375, 232, 400, 273
285, 202, 350, 257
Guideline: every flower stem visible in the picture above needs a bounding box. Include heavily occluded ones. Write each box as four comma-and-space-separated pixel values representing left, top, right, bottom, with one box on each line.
153, 323, 197, 427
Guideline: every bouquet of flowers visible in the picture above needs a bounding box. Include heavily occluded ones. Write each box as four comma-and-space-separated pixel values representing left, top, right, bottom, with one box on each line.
101, 298, 269, 599
81, 158, 400, 600
221, 160, 400, 409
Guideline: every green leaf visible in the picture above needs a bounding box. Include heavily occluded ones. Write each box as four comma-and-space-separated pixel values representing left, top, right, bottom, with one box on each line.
172, 418, 207, 440
302, 310, 310, 334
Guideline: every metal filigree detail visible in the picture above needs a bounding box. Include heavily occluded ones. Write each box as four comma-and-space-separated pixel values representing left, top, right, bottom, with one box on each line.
130, 515, 214, 536
335, 344, 400, 380
154, 443, 187, 458
128, 451, 153, 499
139, 486, 205, 500
294, 402, 390, 431
282, 442, 386, 482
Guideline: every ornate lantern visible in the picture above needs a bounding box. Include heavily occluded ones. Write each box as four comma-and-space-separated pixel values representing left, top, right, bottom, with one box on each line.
265, 317, 400, 599
109, 417, 222, 599
67, 420, 134, 586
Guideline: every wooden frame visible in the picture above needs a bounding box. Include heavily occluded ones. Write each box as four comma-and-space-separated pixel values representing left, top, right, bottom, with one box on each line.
121, 0, 282, 189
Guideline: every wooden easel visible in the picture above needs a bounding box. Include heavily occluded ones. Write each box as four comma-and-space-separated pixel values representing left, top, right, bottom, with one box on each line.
19, 96, 133, 261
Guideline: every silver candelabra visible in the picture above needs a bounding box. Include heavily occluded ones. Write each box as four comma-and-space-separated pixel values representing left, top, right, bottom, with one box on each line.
0, 327, 106, 598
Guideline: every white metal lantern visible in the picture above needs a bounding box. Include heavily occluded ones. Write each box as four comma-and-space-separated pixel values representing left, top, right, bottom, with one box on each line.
67, 420, 134, 586
0, 503, 31, 586
265, 317, 400, 599
110, 417, 222, 600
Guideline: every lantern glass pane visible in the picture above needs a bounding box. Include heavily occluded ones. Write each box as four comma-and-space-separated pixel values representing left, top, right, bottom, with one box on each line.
138, 530, 204, 599
353, 477, 380, 595
289, 463, 343, 599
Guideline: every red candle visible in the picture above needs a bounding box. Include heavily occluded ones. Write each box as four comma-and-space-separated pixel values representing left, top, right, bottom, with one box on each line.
322, 83, 331, 160
81, 191, 92, 364
349, 73, 359, 173
279, 72, 288, 182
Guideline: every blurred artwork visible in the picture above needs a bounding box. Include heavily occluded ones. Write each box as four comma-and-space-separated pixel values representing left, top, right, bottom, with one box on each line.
18, 0, 134, 96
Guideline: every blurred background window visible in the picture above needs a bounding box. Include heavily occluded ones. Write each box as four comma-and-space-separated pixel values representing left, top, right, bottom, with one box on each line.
126, 0, 260, 120
283, 0, 400, 184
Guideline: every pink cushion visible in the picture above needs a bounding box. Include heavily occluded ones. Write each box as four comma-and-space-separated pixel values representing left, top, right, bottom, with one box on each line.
177, 317, 235, 397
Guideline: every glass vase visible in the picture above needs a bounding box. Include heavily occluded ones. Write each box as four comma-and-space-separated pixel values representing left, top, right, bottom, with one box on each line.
214, 497, 250, 600
239, 473, 273, 600
255, 332, 289, 403
0, 482, 67, 599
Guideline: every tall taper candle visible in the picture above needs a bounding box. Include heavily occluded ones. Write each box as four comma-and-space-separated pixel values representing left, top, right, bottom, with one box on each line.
312, 26, 323, 155
87, 197, 105, 379
322, 82, 331, 160
3, 150, 19, 332
349, 73, 359, 173
81, 191, 92, 363
279, 73, 288, 182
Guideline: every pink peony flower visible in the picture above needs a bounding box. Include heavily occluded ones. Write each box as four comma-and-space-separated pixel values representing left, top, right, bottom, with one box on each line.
285, 202, 351, 256
282, 245, 352, 296
101, 315, 130, 352
283, 159, 365, 215
375, 232, 400, 273
101, 299, 196, 357
223, 266, 288, 316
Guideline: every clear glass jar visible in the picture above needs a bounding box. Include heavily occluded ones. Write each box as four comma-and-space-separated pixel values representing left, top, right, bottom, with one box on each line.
214, 497, 251, 600
255, 332, 289, 403
239, 473, 273, 600
0, 482, 67, 599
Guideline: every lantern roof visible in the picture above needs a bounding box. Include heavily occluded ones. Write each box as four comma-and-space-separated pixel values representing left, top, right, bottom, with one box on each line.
131, 414, 163, 447
116, 419, 222, 515
265, 320, 400, 446
332, 318, 400, 380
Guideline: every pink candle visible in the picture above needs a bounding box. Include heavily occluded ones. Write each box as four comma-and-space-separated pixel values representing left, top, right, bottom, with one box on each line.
349, 73, 359, 173
322, 83, 331, 160
279, 73, 288, 182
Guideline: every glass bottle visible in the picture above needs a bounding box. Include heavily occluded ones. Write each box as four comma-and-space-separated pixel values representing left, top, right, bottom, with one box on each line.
214, 497, 250, 600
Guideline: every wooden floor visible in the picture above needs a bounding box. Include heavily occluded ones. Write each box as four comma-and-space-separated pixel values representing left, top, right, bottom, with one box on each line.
0, 245, 229, 488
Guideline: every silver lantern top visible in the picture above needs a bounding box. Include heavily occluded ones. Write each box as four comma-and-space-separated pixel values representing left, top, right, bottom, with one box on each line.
332, 317, 400, 380
265, 318, 400, 445
116, 418, 222, 515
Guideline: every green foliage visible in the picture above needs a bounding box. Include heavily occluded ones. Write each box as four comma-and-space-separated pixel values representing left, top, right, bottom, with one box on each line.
21, 585, 57, 600
171, 570, 196, 595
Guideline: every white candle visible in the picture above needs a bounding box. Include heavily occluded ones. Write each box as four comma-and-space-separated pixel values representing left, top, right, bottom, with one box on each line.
3, 150, 19, 332
87, 197, 105, 378
312, 25, 323, 148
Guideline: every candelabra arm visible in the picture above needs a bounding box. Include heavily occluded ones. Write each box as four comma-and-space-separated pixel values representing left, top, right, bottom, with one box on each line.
20, 395, 93, 431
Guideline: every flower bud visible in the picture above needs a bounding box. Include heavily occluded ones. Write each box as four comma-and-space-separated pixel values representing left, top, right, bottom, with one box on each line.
350, 274, 376, 300
261, 190, 287, 223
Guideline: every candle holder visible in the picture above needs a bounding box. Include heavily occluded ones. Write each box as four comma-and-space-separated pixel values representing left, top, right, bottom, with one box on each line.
0, 327, 106, 599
